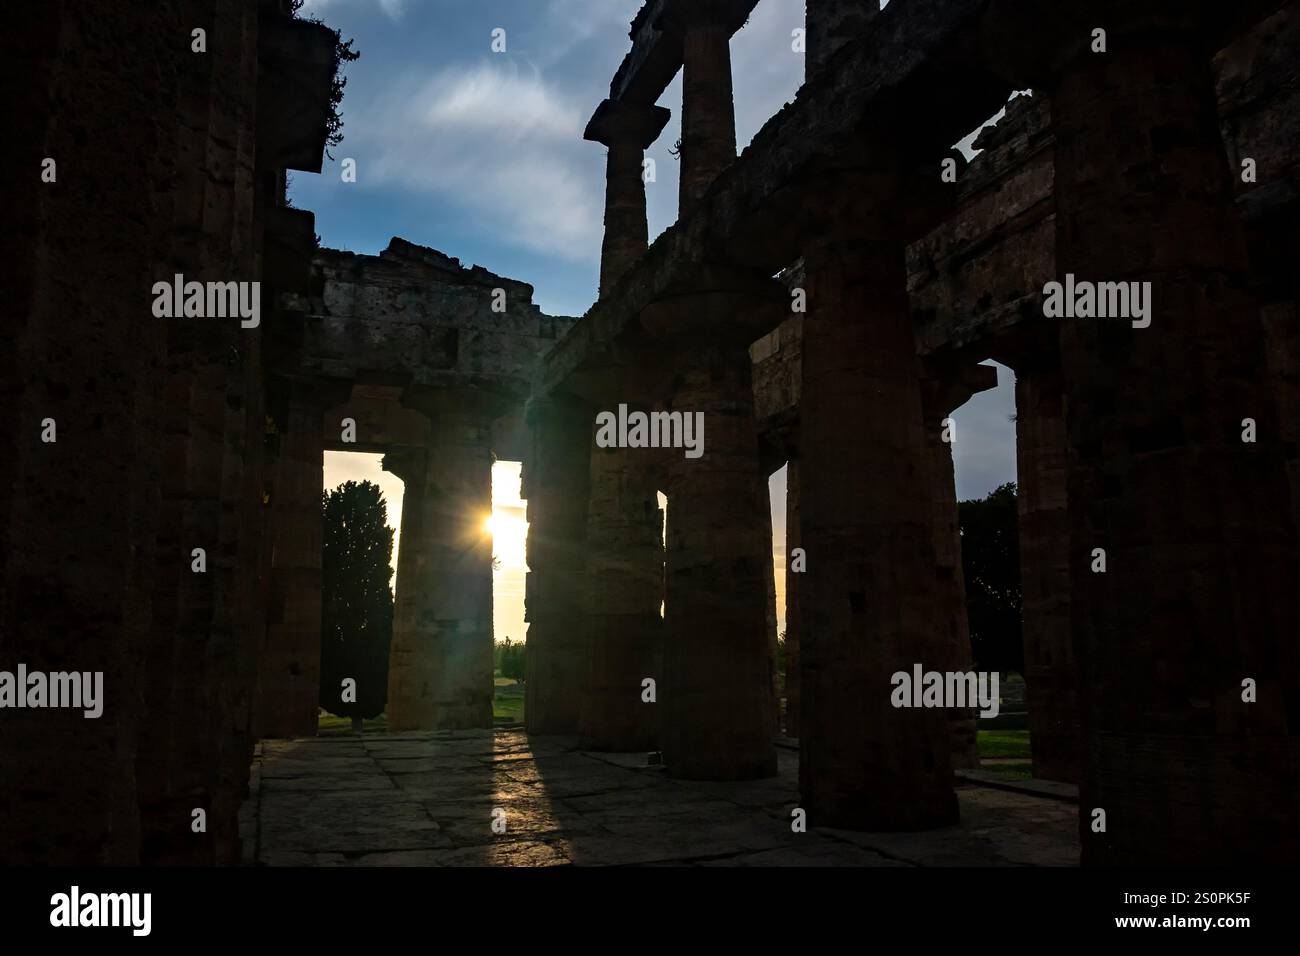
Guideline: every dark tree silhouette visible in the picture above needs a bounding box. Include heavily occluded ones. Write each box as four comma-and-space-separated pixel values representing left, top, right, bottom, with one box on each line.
958, 482, 1022, 672
320, 480, 394, 726
496, 638, 526, 683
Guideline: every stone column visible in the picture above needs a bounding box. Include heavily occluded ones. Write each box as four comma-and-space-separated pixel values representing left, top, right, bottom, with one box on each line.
1261, 302, 1300, 533
921, 361, 998, 772
658, 0, 742, 216
760, 473, 780, 728
642, 281, 783, 779
1050, 10, 1300, 863
521, 397, 593, 734
386, 396, 496, 731
585, 99, 671, 298
783, 458, 802, 738
258, 380, 341, 738
1014, 361, 1079, 783
580, 434, 665, 752
799, 237, 957, 830
381, 445, 428, 727
805, 0, 879, 80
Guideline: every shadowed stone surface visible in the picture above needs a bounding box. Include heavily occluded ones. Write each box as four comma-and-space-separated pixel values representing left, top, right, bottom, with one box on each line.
243, 729, 1078, 866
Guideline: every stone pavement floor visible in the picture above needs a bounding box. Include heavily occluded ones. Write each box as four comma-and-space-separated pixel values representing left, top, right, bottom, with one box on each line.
240, 729, 1079, 866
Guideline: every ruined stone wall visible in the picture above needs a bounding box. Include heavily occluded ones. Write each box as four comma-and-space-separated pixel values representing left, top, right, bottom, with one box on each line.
294, 239, 578, 734
306, 239, 578, 398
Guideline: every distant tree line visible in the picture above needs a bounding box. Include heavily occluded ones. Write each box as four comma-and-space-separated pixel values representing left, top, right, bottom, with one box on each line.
495, 638, 526, 683
958, 481, 1022, 673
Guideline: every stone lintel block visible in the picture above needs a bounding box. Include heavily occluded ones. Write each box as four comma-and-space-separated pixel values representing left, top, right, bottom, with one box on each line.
401, 385, 517, 426
653, 0, 755, 34
610, 0, 758, 105
584, 99, 672, 150
256, 12, 335, 173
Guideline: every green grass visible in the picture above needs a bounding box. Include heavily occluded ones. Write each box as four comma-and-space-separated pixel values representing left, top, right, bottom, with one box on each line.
494, 682, 524, 722
976, 728, 1033, 780
982, 763, 1034, 780
977, 729, 1031, 760
318, 711, 388, 734
314, 683, 526, 732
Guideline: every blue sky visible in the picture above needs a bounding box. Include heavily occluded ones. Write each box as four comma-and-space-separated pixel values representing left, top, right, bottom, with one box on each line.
295, 0, 823, 318
308, 0, 1019, 637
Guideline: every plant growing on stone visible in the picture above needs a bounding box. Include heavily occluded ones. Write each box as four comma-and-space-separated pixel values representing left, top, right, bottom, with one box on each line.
290, 0, 361, 160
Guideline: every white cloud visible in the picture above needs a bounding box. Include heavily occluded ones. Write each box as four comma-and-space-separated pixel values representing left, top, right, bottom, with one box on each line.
301, 0, 406, 22
349, 60, 605, 259
539, 0, 643, 67
951, 362, 1018, 501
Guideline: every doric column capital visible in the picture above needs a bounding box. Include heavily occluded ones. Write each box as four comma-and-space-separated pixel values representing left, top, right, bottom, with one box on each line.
584, 99, 671, 151
380, 445, 426, 486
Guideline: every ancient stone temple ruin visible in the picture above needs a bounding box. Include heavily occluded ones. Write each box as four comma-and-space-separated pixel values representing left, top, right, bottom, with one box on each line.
2, 0, 1298, 867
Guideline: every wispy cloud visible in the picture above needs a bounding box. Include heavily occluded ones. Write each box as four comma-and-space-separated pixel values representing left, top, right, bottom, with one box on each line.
301, 0, 407, 23
348, 60, 604, 259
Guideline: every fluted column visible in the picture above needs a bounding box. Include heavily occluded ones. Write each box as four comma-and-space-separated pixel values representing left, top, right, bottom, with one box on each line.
386, 397, 496, 731
580, 433, 665, 751
799, 237, 957, 829
783, 459, 802, 738
258, 380, 346, 738
521, 397, 593, 734
381, 445, 428, 728
1050, 7, 1300, 863
585, 99, 670, 298
642, 277, 784, 779
921, 360, 998, 772
1014, 361, 1079, 783
657, 0, 746, 216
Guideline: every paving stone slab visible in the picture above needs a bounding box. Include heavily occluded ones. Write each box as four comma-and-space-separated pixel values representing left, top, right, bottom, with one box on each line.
246, 729, 1081, 866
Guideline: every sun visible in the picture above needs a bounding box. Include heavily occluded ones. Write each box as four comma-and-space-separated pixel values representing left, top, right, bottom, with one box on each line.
484, 511, 529, 568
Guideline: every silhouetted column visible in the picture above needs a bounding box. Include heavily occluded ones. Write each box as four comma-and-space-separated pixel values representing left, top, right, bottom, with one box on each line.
800, 237, 957, 829
581, 416, 665, 752
1014, 361, 1079, 783
386, 403, 495, 731
259, 381, 341, 737
921, 361, 998, 772
760, 472, 780, 728
805, 0, 879, 79
1261, 302, 1300, 533
643, 281, 783, 779
522, 397, 593, 734
1051, 9, 1300, 863
784, 458, 802, 737
658, 0, 744, 216
585, 99, 671, 298
382, 445, 428, 727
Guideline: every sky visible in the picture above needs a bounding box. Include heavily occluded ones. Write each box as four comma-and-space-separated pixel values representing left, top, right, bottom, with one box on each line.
311, 0, 1019, 642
